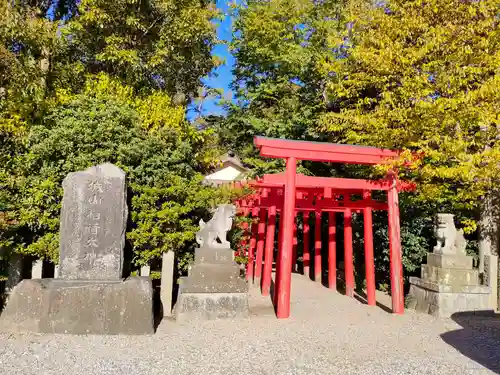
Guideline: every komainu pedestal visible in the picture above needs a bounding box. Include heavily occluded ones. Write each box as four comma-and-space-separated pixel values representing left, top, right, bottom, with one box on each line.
175, 204, 249, 322
408, 214, 493, 317
0, 164, 154, 335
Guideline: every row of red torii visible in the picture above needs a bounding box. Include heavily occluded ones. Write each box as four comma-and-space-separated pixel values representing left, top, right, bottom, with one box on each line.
232, 137, 416, 319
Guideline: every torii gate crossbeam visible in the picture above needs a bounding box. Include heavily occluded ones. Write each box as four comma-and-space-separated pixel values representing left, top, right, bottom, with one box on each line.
250, 136, 411, 319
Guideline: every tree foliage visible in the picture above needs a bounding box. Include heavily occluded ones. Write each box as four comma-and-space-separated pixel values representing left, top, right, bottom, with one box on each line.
321, 0, 500, 227
216, 0, 345, 167
211, 0, 495, 285
5, 75, 225, 266
62, 0, 220, 97
0, 0, 225, 268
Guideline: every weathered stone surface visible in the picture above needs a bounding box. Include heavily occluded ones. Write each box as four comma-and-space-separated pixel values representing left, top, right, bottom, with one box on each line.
408, 212, 498, 318
433, 213, 466, 255
31, 259, 43, 279
195, 204, 236, 249
483, 254, 498, 311
174, 204, 248, 321
409, 276, 491, 294
160, 251, 175, 317
408, 282, 492, 318
180, 267, 247, 293
0, 277, 154, 335
421, 265, 478, 285
59, 163, 127, 280
175, 291, 249, 322
426, 253, 473, 269
194, 245, 235, 266
5, 254, 23, 293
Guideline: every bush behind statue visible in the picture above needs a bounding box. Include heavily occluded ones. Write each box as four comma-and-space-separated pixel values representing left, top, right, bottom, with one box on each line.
4, 83, 226, 269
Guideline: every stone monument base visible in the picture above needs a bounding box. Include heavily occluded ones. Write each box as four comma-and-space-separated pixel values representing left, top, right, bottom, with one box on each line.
0, 277, 154, 335
174, 265, 249, 322
408, 277, 492, 317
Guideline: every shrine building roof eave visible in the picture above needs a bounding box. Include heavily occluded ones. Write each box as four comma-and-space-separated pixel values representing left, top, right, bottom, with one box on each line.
254, 136, 401, 164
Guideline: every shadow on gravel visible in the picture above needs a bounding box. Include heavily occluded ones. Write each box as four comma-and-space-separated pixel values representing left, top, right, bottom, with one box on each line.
353, 292, 392, 314
441, 311, 500, 374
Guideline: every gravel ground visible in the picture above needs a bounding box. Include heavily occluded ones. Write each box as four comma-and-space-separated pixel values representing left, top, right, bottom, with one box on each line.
0, 273, 499, 375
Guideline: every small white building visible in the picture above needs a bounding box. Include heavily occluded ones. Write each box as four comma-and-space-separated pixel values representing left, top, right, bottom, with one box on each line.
203, 152, 248, 186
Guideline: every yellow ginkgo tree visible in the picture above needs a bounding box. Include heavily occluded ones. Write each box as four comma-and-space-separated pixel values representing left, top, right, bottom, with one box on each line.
320, 0, 500, 230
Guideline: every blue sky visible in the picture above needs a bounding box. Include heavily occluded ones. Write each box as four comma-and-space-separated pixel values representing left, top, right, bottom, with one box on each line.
187, 0, 238, 121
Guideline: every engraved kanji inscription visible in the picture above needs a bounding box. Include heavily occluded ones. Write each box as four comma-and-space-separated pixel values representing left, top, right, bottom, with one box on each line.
59, 163, 126, 280
88, 180, 104, 193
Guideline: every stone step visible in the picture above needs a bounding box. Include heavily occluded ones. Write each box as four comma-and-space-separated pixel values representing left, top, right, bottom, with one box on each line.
421, 264, 479, 286
426, 253, 473, 269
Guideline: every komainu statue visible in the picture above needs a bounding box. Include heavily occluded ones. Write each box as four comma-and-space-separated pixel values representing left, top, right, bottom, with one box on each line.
196, 204, 236, 248
433, 213, 466, 255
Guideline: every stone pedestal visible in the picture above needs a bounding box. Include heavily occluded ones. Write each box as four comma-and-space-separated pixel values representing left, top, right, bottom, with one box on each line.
175, 246, 249, 322
0, 277, 154, 334
408, 253, 492, 317
0, 164, 154, 335
175, 205, 248, 322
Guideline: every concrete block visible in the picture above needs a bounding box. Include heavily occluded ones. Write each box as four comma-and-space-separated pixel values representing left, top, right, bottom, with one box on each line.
0, 277, 154, 335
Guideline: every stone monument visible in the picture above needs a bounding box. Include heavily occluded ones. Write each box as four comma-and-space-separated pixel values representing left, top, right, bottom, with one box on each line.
0, 163, 154, 334
174, 204, 249, 322
408, 213, 494, 317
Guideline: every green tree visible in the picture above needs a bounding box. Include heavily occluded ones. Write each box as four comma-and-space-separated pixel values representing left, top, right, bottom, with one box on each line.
210, 0, 477, 288
61, 0, 220, 98
216, 0, 345, 169
321, 0, 500, 229
0, 0, 224, 269
10, 74, 224, 266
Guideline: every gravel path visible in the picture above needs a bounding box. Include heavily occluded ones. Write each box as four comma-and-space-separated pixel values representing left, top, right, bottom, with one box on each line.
1, 273, 499, 375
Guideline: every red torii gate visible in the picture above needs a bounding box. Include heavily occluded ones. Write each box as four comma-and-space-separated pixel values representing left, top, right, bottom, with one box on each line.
235, 137, 415, 319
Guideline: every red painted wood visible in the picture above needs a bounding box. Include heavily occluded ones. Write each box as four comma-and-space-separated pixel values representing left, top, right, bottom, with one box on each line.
255, 208, 267, 281
388, 179, 405, 314
303, 212, 311, 278
276, 157, 297, 319
239, 207, 250, 271
241, 136, 415, 319
254, 196, 388, 211
247, 207, 259, 282
241, 219, 250, 280
292, 218, 298, 273
328, 212, 336, 290
254, 137, 401, 164
314, 211, 322, 283
344, 208, 354, 297
363, 191, 376, 306
262, 206, 276, 296
274, 212, 284, 307
261, 173, 415, 192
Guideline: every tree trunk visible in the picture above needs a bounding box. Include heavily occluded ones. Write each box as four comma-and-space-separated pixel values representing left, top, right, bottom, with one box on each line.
40, 46, 50, 91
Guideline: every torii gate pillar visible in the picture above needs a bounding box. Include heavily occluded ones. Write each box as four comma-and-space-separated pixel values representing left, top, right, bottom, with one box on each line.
275, 157, 297, 319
